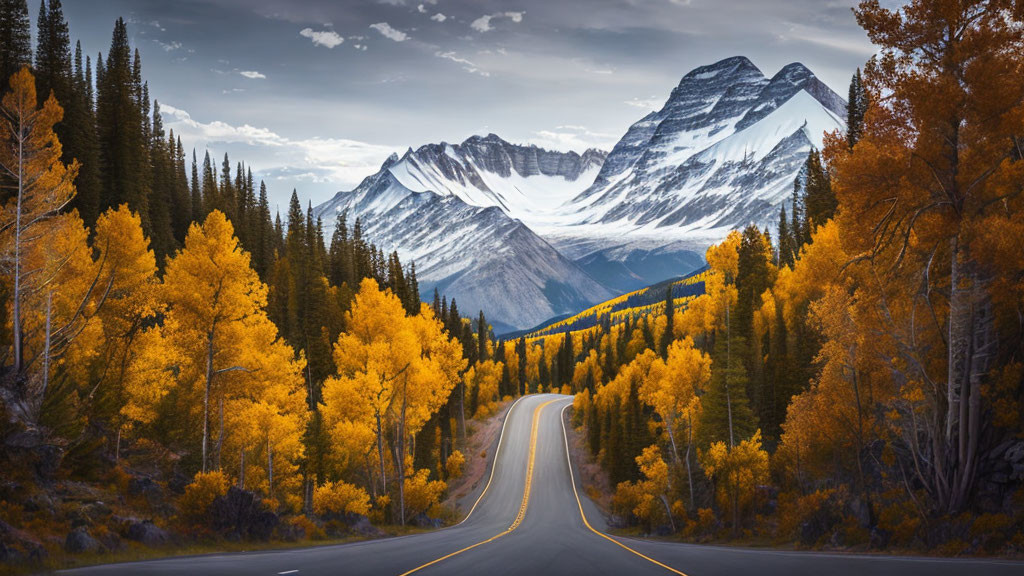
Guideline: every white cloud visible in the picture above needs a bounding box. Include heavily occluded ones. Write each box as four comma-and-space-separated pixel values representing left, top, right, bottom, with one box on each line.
435, 51, 490, 76
299, 27, 344, 48
154, 40, 182, 52
160, 104, 399, 193
417, 4, 427, 13
624, 97, 662, 111
239, 70, 266, 79
430, 13, 447, 22
370, 22, 408, 42
530, 125, 617, 153
471, 11, 524, 33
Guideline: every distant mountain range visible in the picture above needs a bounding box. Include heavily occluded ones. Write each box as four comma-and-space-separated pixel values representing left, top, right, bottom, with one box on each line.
314, 56, 846, 333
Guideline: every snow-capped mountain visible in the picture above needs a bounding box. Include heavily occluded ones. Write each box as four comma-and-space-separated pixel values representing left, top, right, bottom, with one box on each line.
314, 56, 846, 332
526, 56, 847, 297
314, 138, 612, 333
548, 56, 846, 254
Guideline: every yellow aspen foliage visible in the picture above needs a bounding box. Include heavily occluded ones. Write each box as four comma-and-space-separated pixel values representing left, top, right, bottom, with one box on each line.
0, 68, 81, 375
464, 360, 502, 418
570, 350, 602, 393
700, 429, 769, 532
403, 468, 447, 520
643, 338, 709, 463
313, 480, 372, 517
126, 211, 306, 504
322, 278, 463, 524
445, 450, 465, 479
612, 445, 672, 529
179, 470, 230, 525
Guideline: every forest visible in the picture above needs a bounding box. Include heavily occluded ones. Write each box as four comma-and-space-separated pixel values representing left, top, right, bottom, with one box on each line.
0, 0, 1022, 569
0, 0, 509, 565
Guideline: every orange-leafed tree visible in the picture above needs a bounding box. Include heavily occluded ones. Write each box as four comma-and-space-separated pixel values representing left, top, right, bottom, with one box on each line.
827, 0, 1024, 514
323, 278, 463, 525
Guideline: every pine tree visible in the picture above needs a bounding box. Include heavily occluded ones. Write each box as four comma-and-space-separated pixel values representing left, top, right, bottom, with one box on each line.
659, 285, 674, 358
0, 0, 31, 84
803, 149, 836, 232
147, 100, 176, 266
777, 205, 794, 268
846, 68, 867, 149
96, 18, 150, 227
190, 148, 202, 220
170, 135, 192, 242
65, 42, 100, 226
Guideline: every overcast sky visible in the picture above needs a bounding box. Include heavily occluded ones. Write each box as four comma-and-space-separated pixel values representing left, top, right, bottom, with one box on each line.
51, 0, 881, 210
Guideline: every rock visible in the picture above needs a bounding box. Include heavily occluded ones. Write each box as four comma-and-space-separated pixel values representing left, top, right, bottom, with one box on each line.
64, 527, 101, 554
82, 501, 112, 520
126, 520, 170, 547
0, 520, 46, 563
411, 513, 443, 529
210, 487, 279, 540
348, 515, 385, 538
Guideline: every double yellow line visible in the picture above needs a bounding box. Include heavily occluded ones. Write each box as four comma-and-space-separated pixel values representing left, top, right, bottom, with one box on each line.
399, 398, 557, 576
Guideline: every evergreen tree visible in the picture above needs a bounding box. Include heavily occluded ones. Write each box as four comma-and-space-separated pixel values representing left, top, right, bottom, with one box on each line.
96, 18, 150, 227
0, 0, 30, 84
477, 310, 488, 363
190, 148, 201, 220
846, 68, 867, 148
803, 149, 836, 232
777, 205, 794, 268
66, 43, 100, 226
170, 135, 192, 242
147, 100, 176, 266
659, 285, 674, 358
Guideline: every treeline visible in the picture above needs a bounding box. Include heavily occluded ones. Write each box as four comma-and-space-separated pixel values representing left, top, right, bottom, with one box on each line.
558, 0, 1024, 552
0, 0, 506, 536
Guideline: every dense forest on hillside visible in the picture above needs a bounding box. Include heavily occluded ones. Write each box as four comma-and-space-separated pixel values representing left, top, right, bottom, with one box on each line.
509, 0, 1024, 555
0, 0, 510, 566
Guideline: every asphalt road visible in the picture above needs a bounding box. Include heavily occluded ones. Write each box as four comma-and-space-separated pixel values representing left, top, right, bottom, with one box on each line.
63, 394, 1024, 575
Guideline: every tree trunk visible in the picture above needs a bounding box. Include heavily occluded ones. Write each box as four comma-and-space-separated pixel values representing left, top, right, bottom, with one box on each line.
685, 416, 695, 512
12, 105, 24, 376
239, 449, 245, 489
267, 436, 274, 499
375, 410, 387, 499
216, 397, 224, 470
202, 329, 215, 472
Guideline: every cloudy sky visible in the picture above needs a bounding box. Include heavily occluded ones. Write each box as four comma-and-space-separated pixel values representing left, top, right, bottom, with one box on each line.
52, 0, 879, 210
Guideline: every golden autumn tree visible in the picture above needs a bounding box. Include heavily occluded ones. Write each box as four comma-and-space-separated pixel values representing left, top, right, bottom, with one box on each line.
126, 210, 307, 498
642, 337, 711, 512
700, 430, 769, 535
323, 278, 463, 525
89, 205, 159, 454
825, 0, 1024, 514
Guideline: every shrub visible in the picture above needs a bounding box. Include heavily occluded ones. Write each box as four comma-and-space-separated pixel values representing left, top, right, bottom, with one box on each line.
404, 469, 446, 520
970, 513, 1013, 553
289, 515, 326, 540
178, 471, 230, 525
313, 481, 371, 517
445, 450, 465, 480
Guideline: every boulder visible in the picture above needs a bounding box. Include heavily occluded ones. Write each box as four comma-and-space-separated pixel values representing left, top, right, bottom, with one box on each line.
64, 527, 101, 554
210, 487, 279, 540
126, 520, 170, 547
0, 520, 46, 563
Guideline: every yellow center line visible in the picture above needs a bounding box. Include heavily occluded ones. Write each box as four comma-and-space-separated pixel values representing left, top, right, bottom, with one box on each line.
559, 402, 689, 576
398, 398, 557, 576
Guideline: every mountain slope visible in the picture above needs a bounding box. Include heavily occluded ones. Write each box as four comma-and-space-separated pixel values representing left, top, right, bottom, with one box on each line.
314, 142, 612, 333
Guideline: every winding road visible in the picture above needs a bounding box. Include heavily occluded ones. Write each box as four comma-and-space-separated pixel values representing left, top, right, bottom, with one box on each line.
64, 394, 1024, 575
